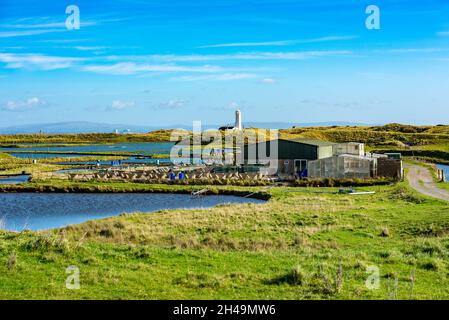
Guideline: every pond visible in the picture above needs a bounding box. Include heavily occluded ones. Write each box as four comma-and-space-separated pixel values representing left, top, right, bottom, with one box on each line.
10, 153, 88, 159
0, 142, 175, 155
54, 169, 95, 174
56, 157, 203, 166
0, 175, 30, 185
0, 193, 264, 231
437, 164, 449, 180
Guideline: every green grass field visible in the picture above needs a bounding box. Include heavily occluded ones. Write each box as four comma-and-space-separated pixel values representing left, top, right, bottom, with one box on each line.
0, 124, 448, 299
437, 182, 449, 191
1, 181, 449, 299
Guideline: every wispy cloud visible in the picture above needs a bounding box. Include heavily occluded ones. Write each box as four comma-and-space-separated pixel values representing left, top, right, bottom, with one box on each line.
0, 21, 96, 29
198, 36, 358, 48
376, 48, 447, 53
260, 78, 276, 84
157, 99, 186, 108
82, 62, 224, 75
0, 49, 350, 77
172, 73, 258, 81
437, 31, 449, 36
0, 53, 82, 70
105, 50, 351, 63
2, 97, 45, 112
35, 38, 90, 44
198, 40, 299, 48
109, 100, 135, 110
0, 29, 66, 38
72, 46, 109, 51
0, 15, 120, 38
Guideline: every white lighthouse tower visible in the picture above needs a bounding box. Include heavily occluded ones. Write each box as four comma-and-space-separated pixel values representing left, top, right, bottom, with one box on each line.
235, 109, 242, 130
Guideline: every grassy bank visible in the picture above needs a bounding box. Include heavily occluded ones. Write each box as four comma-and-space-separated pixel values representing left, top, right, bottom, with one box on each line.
0, 153, 126, 175
1, 181, 449, 299
0, 130, 175, 144
0, 179, 271, 200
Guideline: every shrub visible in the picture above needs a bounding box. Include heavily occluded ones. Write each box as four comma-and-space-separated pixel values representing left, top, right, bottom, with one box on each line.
22, 234, 70, 254
6, 251, 17, 270
269, 265, 306, 285
379, 226, 391, 237
98, 228, 115, 238
292, 177, 394, 188
419, 258, 442, 271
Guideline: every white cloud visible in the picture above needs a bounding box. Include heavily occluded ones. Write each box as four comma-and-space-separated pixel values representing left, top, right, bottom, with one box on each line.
0, 50, 350, 75
0, 15, 113, 38
0, 53, 82, 70
260, 78, 276, 84
3, 97, 44, 111
83, 62, 224, 75
0, 21, 96, 29
172, 73, 258, 81
376, 48, 446, 53
198, 40, 299, 48
198, 36, 358, 48
110, 100, 135, 110
104, 50, 351, 63
437, 31, 449, 36
35, 38, 91, 44
236, 51, 350, 60
0, 29, 66, 38
73, 46, 109, 51
158, 99, 186, 109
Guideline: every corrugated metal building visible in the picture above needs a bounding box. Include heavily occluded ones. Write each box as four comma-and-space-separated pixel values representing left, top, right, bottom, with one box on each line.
243, 138, 334, 175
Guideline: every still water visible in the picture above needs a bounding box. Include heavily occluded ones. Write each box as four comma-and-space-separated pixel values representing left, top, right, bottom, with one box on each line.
437, 164, 449, 180
0, 175, 30, 185
0, 193, 264, 231
0, 142, 175, 154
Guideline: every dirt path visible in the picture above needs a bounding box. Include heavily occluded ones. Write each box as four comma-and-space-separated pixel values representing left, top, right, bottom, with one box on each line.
405, 164, 449, 202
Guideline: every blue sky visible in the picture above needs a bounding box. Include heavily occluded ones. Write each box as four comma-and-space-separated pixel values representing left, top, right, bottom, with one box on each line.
0, 0, 448, 128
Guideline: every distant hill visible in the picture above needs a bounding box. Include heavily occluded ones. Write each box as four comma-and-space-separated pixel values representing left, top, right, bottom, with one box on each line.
0, 121, 369, 134
0, 122, 154, 134
243, 121, 369, 129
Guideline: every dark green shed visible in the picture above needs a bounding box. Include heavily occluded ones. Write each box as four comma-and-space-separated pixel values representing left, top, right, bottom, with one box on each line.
243, 138, 334, 176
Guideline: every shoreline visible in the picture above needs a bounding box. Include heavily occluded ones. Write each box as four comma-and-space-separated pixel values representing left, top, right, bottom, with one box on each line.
0, 182, 272, 200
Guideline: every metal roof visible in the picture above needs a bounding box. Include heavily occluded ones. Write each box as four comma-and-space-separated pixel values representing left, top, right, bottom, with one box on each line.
281, 138, 336, 147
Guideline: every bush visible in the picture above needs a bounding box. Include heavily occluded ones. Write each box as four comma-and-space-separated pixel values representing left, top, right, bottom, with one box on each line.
419, 258, 442, 271
269, 265, 306, 285
292, 177, 394, 188
379, 226, 391, 237
6, 251, 17, 270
